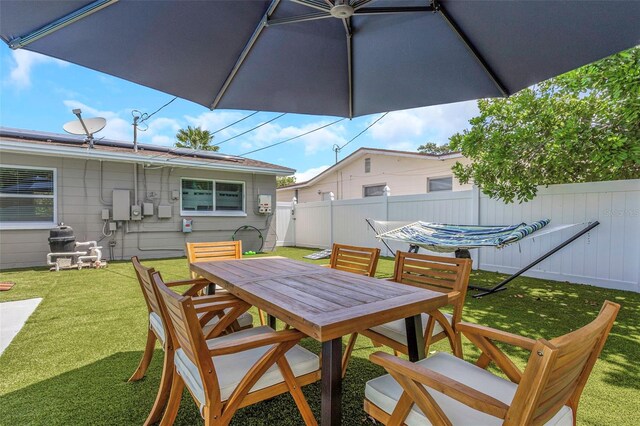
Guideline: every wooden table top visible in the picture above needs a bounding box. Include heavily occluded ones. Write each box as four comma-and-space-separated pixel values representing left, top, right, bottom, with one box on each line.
191, 257, 448, 342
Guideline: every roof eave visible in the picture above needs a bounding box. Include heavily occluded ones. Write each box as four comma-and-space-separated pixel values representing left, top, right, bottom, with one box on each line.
0, 139, 295, 175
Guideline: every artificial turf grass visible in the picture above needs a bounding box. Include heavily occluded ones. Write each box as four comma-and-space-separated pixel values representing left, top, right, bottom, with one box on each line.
0, 247, 637, 425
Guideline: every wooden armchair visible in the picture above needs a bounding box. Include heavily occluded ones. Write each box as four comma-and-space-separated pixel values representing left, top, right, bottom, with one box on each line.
186, 240, 265, 325
153, 272, 321, 426
343, 252, 472, 377
364, 301, 620, 425
128, 257, 253, 425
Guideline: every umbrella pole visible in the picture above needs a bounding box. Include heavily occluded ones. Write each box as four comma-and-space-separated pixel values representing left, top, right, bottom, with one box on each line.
470, 221, 600, 298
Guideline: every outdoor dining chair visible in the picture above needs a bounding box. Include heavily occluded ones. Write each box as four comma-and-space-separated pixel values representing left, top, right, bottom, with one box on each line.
152, 271, 321, 426
343, 251, 472, 377
363, 300, 620, 425
186, 240, 266, 325
128, 257, 253, 425
328, 243, 381, 276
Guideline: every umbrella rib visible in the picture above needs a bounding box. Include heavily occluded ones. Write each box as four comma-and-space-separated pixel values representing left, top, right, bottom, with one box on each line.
290, 0, 332, 13
8, 0, 119, 49
343, 18, 354, 119
210, 0, 282, 110
434, 2, 509, 97
354, 6, 435, 16
267, 12, 332, 27
352, 0, 375, 10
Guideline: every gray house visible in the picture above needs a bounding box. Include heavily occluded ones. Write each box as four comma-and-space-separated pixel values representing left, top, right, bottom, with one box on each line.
0, 127, 294, 269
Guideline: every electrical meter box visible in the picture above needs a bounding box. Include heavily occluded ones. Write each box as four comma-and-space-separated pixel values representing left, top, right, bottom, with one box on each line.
258, 195, 272, 214
157, 205, 172, 218
130, 205, 142, 221
112, 190, 130, 220
101, 209, 110, 220
182, 218, 192, 233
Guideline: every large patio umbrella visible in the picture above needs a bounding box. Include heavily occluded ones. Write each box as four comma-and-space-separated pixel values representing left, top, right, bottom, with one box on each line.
1, 0, 639, 118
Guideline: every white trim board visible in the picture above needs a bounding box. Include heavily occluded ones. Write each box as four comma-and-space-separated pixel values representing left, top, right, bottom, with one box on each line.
0, 298, 42, 355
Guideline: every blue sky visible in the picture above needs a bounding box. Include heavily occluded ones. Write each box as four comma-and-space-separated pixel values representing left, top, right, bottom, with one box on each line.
0, 45, 478, 180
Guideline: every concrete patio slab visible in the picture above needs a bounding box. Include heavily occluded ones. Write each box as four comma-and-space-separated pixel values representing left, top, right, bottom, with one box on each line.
0, 298, 42, 355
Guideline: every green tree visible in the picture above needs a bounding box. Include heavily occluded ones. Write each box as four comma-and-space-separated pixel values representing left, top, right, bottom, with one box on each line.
417, 142, 455, 155
175, 126, 219, 151
450, 46, 640, 203
276, 176, 296, 188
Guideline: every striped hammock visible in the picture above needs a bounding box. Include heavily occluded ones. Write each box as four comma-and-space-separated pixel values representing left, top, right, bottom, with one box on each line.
375, 219, 551, 252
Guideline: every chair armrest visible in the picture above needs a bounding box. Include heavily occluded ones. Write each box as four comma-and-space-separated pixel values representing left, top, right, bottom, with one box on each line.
194, 299, 250, 314
457, 322, 536, 351
446, 290, 461, 303
192, 293, 239, 304
207, 329, 305, 356
369, 352, 509, 419
165, 277, 210, 287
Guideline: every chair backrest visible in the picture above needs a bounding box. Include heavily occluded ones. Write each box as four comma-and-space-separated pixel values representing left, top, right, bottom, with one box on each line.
392, 251, 472, 323
507, 301, 620, 425
186, 241, 242, 278
329, 243, 381, 277
131, 256, 161, 317
152, 271, 221, 407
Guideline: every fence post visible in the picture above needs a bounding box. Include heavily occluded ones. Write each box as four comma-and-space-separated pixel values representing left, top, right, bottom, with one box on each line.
291, 197, 297, 247
383, 186, 391, 256
329, 192, 335, 247
471, 185, 481, 269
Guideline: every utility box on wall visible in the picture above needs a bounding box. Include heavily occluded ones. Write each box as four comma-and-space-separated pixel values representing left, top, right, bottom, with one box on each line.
112, 190, 130, 220
157, 205, 172, 218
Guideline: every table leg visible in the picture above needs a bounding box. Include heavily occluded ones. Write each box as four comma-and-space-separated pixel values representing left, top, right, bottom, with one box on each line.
267, 314, 277, 330
321, 338, 342, 426
405, 314, 425, 362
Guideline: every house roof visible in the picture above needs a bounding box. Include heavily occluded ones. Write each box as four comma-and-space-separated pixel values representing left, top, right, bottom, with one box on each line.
277, 147, 462, 190
0, 127, 295, 175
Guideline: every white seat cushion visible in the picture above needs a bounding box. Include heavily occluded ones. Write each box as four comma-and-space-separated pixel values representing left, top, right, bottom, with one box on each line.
149, 310, 253, 345
369, 312, 452, 347
175, 326, 319, 410
365, 352, 573, 425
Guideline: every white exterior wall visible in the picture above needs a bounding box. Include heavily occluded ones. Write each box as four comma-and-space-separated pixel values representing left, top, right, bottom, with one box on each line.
278, 179, 640, 293
277, 153, 472, 203
0, 152, 278, 269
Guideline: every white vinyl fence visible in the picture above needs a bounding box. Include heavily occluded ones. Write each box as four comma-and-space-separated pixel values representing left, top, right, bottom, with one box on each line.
276, 180, 640, 293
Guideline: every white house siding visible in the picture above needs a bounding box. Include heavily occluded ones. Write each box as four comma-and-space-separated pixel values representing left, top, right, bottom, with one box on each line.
277, 153, 471, 203
0, 152, 277, 269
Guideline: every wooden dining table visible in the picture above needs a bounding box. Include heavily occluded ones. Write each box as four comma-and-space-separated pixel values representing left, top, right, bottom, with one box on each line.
191, 257, 448, 426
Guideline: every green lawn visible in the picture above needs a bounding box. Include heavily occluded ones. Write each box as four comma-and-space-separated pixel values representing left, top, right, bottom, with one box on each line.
0, 247, 638, 425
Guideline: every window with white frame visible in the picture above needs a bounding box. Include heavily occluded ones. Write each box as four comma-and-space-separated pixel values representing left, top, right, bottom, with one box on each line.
0, 165, 56, 228
181, 178, 245, 215
363, 184, 386, 197
427, 176, 453, 192
364, 157, 371, 173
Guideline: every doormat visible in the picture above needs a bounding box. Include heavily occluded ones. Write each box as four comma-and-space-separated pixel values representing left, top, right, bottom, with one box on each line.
0, 282, 15, 291
303, 249, 332, 260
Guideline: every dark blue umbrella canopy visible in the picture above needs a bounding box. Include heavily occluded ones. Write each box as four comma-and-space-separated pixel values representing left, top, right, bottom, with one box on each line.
2, 0, 639, 118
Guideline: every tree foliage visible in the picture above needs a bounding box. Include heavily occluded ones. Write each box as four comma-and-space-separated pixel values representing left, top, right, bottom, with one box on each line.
175, 126, 219, 151
417, 142, 455, 155
450, 47, 640, 203
276, 176, 296, 188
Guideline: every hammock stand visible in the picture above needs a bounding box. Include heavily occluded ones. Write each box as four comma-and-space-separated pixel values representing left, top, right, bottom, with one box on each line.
366, 219, 600, 298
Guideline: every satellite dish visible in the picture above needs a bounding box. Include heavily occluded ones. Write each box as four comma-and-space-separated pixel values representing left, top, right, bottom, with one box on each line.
62, 109, 106, 149
63, 117, 106, 136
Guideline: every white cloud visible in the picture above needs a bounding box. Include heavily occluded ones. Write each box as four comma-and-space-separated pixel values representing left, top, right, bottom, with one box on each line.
369, 101, 478, 147
295, 165, 331, 182
7, 50, 67, 89
241, 121, 347, 156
